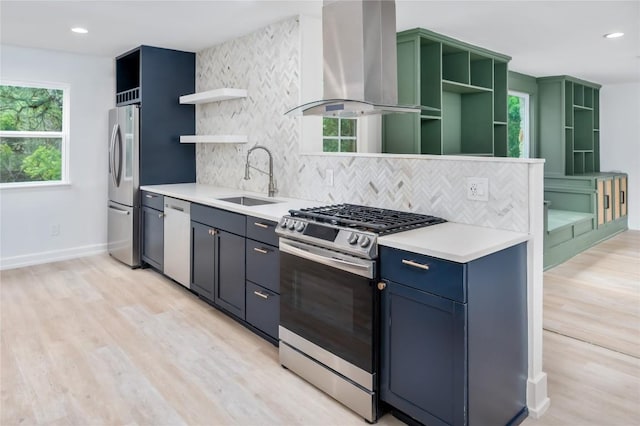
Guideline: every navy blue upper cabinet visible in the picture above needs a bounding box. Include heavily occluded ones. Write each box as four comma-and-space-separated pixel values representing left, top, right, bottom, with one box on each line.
380, 243, 528, 426
115, 45, 195, 186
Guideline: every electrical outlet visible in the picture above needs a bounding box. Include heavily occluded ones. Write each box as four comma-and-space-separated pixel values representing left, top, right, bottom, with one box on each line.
51, 224, 60, 237
466, 177, 489, 201
325, 169, 334, 187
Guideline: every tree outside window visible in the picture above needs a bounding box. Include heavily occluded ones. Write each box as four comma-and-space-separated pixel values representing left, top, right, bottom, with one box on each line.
508, 91, 529, 158
323, 118, 357, 152
0, 83, 67, 184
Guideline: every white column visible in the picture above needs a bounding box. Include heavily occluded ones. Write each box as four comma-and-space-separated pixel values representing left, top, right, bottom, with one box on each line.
526, 161, 550, 417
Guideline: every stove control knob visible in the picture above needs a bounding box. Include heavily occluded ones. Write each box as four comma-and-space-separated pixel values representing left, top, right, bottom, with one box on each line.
288, 220, 296, 230
279, 217, 288, 228
295, 222, 305, 232
348, 232, 359, 245
359, 236, 371, 248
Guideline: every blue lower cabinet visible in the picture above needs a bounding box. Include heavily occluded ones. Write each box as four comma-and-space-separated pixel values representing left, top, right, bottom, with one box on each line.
141, 205, 164, 271
245, 281, 279, 339
380, 243, 528, 426
381, 281, 467, 426
245, 239, 279, 293
190, 221, 215, 302
215, 230, 246, 319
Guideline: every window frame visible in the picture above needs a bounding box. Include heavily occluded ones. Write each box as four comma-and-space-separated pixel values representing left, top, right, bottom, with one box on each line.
508, 90, 530, 159
0, 80, 71, 188
322, 117, 358, 153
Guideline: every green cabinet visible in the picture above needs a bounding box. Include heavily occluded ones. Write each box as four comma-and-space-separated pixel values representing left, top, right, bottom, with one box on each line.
596, 174, 628, 227
383, 28, 511, 156
543, 173, 628, 269
537, 76, 601, 175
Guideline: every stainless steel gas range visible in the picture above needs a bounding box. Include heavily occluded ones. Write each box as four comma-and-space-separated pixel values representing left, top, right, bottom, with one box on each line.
276, 204, 445, 422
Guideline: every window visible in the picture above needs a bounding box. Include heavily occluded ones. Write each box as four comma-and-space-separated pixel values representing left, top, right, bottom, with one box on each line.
508, 91, 530, 158
0, 82, 69, 185
322, 118, 357, 152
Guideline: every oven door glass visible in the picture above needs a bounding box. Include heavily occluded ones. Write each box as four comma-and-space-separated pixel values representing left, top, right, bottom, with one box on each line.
280, 251, 374, 373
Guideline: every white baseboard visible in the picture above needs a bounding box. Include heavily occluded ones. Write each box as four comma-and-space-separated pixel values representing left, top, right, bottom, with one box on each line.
527, 372, 551, 418
0, 243, 108, 271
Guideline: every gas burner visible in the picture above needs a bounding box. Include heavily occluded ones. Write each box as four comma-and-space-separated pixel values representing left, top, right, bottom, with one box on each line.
289, 203, 446, 235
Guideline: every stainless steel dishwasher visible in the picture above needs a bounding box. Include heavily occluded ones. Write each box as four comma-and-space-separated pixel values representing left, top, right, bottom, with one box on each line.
163, 197, 191, 288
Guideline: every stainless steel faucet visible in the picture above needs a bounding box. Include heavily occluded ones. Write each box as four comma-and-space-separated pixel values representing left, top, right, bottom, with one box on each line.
244, 145, 277, 197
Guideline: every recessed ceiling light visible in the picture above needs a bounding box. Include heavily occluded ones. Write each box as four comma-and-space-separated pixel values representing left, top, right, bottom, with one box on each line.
71, 27, 88, 34
604, 32, 624, 39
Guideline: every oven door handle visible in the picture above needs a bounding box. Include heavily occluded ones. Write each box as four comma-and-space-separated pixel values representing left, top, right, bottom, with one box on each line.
279, 239, 374, 279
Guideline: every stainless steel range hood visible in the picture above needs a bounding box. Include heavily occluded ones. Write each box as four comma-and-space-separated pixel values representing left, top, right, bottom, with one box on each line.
286, 0, 420, 117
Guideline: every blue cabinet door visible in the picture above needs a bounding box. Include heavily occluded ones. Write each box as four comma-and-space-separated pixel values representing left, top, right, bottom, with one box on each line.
381, 280, 467, 426
215, 230, 246, 319
190, 221, 215, 302
141, 206, 164, 270
245, 281, 279, 339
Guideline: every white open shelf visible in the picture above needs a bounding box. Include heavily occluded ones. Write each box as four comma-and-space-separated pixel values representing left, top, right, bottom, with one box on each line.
179, 88, 247, 104
180, 135, 248, 144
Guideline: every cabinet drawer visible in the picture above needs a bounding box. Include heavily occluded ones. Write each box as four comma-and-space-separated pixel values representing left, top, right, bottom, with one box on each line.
246, 240, 279, 293
246, 281, 279, 340
246, 216, 279, 246
191, 203, 245, 236
380, 246, 466, 303
141, 191, 164, 210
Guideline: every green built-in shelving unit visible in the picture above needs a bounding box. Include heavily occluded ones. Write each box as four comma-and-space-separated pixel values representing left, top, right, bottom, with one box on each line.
382, 28, 511, 156
537, 76, 601, 175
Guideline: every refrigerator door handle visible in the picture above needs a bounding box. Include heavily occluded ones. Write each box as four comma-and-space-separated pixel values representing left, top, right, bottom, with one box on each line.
109, 123, 118, 187
114, 124, 123, 187
108, 205, 130, 215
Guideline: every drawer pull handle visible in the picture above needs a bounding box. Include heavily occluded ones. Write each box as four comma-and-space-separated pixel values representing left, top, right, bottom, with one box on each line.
208, 229, 217, 236
254, 222, 269, 229
158, 213, 165, 219
253, 247, 269, 254
145, 194, 156, 198
253, 290, 269, 299
402, 259, 430, 270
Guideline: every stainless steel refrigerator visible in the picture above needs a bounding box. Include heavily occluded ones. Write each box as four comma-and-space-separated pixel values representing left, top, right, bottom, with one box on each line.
108, 105, 140, 267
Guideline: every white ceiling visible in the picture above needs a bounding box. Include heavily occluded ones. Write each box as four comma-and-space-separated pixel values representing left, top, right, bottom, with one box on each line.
1, 1, 638, 85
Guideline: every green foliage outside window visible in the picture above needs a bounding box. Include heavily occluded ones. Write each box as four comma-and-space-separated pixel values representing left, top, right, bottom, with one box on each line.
0, 85, 64, 183
508, 95, 522, 158
323, 118, 356, 152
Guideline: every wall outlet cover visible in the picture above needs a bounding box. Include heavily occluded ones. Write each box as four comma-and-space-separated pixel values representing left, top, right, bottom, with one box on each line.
467, 177, 489, 201
325, 169, 334, 187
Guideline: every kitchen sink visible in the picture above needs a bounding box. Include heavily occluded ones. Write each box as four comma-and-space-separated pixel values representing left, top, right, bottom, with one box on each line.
217, 196, 281, 206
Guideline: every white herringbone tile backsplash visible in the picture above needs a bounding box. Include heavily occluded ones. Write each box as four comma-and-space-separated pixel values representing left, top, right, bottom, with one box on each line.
196, 17, 531, 233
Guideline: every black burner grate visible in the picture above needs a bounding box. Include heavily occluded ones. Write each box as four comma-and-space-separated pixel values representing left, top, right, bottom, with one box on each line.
289, 204, 446, 235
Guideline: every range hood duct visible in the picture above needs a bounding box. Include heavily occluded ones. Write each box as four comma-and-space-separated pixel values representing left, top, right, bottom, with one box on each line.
286, 0, 420, 117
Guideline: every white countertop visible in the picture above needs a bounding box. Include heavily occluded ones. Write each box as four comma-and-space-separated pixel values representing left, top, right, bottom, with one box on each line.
141, 183, 530, 263
378, 222, 529, 263
140, 183, 320, 222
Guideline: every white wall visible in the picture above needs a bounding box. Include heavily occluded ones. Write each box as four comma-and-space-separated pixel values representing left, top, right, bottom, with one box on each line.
0, 45, 114, 269
600, 82, 640, 230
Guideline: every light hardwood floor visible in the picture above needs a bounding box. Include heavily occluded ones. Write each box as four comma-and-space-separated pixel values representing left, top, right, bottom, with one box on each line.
1, 231, 638, 425
522, 230, 640, 426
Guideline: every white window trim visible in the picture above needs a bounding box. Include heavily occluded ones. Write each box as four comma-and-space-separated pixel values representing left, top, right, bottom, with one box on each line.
509, 90, 530, 159
0, 80, 71, 188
